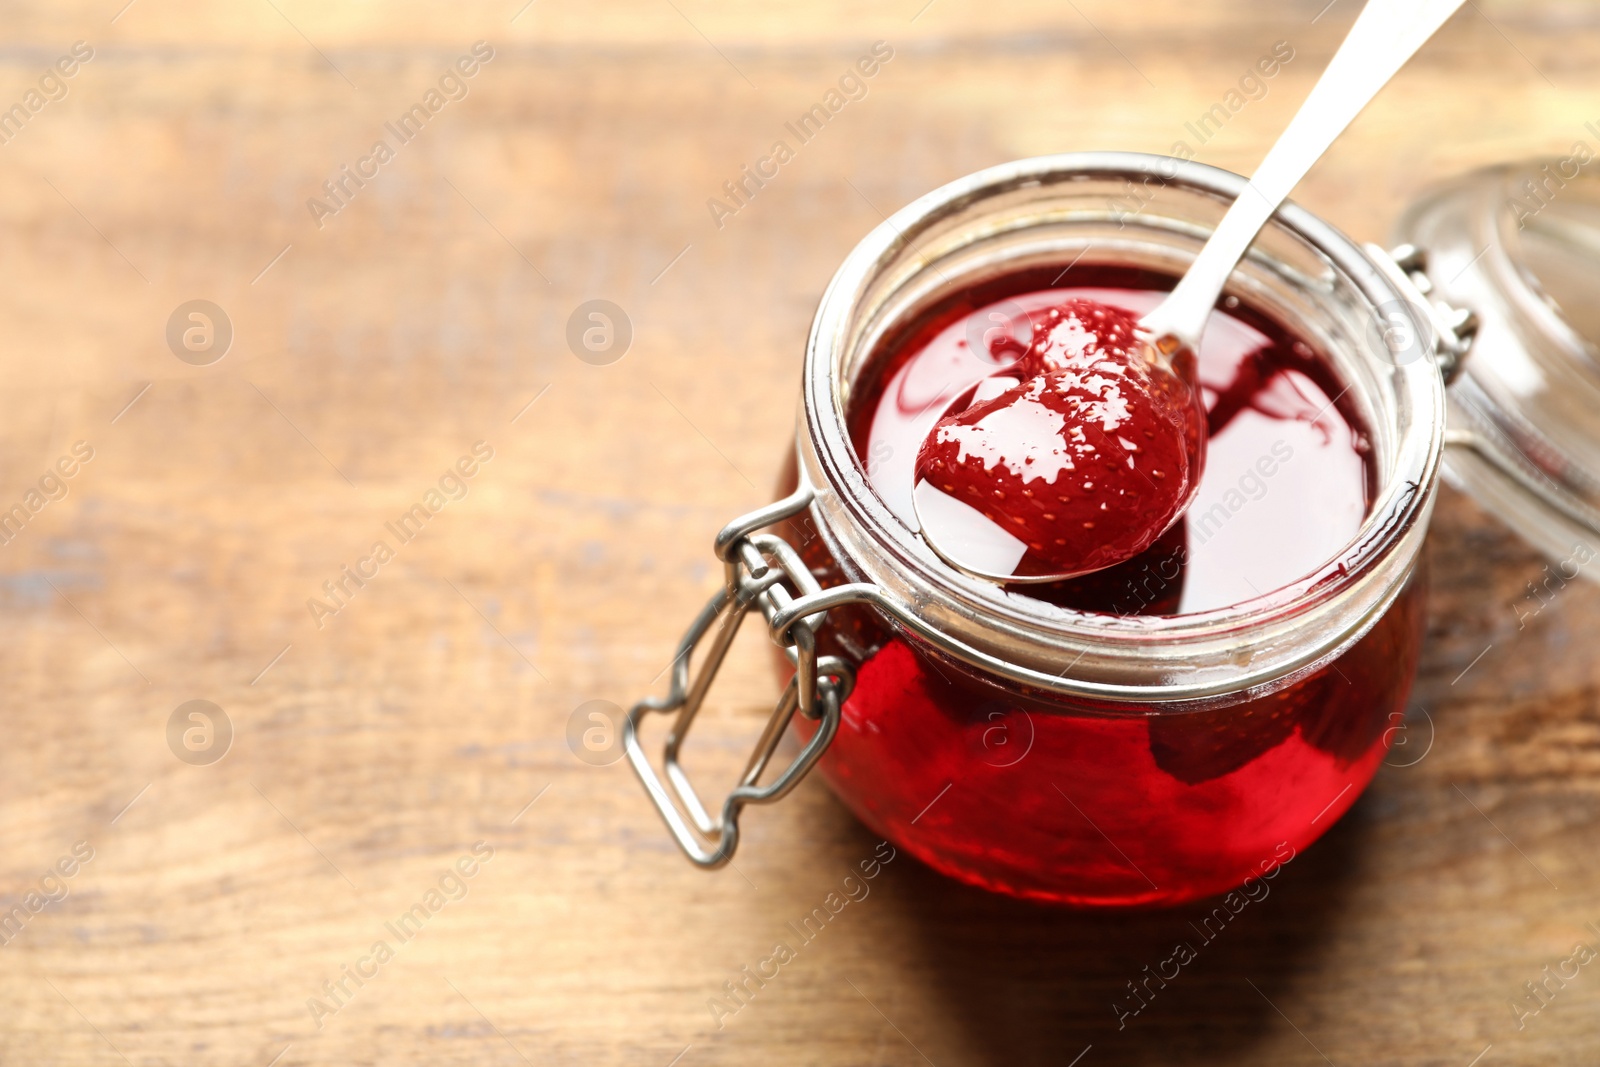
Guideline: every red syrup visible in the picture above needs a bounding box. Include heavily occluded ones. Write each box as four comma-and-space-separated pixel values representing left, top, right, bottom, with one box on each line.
779, 265, 1426, 907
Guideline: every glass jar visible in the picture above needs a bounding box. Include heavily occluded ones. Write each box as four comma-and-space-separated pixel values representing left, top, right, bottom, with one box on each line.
623, 152, 1589, 908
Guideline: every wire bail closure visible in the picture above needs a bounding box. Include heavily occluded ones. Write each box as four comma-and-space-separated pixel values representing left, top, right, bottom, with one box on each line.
624, 485, 857, 868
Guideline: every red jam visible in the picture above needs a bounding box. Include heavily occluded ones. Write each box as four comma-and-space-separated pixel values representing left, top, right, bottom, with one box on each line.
913, 299, 1201, 578
779, 264, 1424, 907
858, 268, 1372, 613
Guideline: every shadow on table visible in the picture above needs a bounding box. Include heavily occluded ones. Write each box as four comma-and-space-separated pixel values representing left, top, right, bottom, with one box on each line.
868, 807, 1370, 1067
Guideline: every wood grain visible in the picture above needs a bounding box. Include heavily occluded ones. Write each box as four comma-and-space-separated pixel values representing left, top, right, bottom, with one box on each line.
0, 1, 1599, 1063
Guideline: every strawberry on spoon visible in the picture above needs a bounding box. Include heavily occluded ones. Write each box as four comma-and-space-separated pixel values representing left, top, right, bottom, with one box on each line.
913, 300, 1202, 581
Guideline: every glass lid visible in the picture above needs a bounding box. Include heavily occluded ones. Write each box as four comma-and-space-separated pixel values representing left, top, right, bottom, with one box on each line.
1395, 158, 1600, 565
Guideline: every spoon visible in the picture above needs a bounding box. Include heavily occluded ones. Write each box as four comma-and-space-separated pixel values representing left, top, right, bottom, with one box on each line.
913, 0, 1468, 584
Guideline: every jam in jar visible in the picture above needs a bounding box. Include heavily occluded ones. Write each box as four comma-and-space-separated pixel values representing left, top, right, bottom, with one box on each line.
625, 154, 1448, 908
779, 265, 1425, 906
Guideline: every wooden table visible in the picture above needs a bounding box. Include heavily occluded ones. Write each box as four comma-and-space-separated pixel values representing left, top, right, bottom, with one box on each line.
2, 1, 1598, 1063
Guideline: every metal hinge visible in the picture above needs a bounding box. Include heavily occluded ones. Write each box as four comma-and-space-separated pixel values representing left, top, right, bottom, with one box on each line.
623, 485, 861, 868
1368, 242, 1480, 385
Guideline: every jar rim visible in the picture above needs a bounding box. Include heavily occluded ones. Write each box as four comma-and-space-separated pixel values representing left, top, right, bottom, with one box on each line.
798, 152, 1445, 704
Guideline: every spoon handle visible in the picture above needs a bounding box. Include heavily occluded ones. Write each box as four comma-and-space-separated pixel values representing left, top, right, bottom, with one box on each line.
1141, 0, 1467, 350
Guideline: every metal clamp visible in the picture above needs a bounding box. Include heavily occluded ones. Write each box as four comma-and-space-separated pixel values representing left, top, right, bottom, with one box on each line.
1368, 242, 1480, 384
1442, 427, 1600, 538
624, 485, 860, 868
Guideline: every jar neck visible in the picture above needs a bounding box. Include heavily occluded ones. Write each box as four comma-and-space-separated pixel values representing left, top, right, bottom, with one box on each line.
800, 153, 1443, 706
